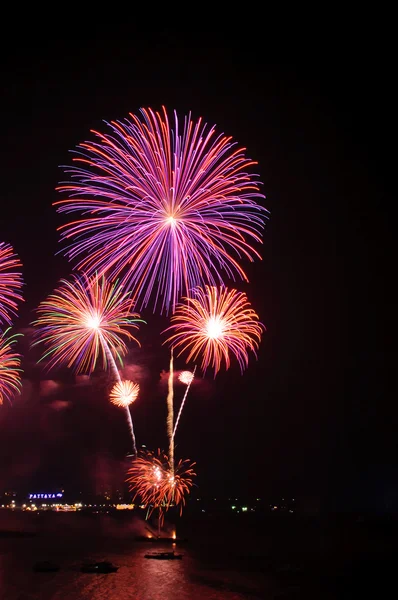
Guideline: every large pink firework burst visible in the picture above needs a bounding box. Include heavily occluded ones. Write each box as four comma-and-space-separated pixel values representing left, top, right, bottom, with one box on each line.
55, 107, 267, 313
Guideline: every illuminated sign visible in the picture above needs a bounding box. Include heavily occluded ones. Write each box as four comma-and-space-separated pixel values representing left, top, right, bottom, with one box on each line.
29, 493, 63, 500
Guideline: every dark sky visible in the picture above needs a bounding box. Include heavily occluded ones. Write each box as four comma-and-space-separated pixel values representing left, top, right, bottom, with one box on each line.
0, 37, 395, 509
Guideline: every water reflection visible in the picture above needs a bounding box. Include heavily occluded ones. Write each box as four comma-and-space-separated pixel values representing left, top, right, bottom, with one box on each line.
0, 538, 269, 599
1, 511, 312, 599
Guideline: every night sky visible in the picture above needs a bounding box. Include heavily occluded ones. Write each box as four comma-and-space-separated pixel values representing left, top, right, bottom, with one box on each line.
0, 38, 395, 510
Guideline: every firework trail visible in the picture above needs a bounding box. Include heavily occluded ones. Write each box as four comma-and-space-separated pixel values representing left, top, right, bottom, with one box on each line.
32, 274, 144, 452
164, 285, 264, 376
166, 348, 174, 474
55, 106, 267, 313
109, 379, 139, 456
0, 328, 22, 405
173, 366, 196, 440
0, 242, 23, 326
100, 333, 137, 455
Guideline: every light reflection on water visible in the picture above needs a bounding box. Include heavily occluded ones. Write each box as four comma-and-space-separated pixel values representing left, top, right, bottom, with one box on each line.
0, 535, 272, 600
0, 510, 322, 599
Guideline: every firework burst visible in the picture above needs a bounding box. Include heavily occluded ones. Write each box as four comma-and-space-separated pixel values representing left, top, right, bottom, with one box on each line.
110, 379, 139, 407
0, 328, 22, 405
126, 449, 195, 519
178, 370, 194, 385
55, 106, 267, 313
0, 242, 23, 326
126, 449, 166, 510
164, 285, 264, 375
32, 274, 144, 374
162, 457, 196, 513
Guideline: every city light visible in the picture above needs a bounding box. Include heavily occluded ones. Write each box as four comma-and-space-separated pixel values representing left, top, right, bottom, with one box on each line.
29, 493, 62, 499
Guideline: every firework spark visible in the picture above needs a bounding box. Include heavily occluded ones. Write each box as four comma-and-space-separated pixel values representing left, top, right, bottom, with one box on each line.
126, 449, 195, 521
55, 106, 267, 313
178, 370, 194, 385
32, 274, 144, 374
110, 379, 139, 407
164, 285, 264, 375
0, 242, 23, 326
0, 328, 23, 405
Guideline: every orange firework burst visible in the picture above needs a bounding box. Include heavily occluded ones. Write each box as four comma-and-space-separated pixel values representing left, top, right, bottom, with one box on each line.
164, 285, 264, 375
32, 274, 144, 374
110, 380, 139, 407
179, 370, 194, 385
126, 450, 165, 510
162, 457, 196, 513
126, 450, 195, 520
0, 328, 22, 406
0, 242, 23, 326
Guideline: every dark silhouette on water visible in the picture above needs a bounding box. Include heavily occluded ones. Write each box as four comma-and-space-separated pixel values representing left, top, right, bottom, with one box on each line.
80, 561, 119, 573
